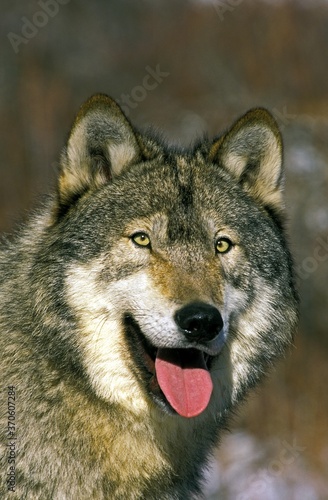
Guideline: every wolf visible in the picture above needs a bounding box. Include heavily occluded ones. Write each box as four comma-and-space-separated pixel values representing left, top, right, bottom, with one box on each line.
0, 94, 298, 499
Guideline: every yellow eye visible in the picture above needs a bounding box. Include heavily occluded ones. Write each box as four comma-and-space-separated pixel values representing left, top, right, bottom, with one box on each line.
216, 238, 232, 254
131, 232, 151, 248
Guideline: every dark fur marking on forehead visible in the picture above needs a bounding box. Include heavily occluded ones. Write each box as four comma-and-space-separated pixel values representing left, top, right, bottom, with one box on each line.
165, 157, 197, 242
173, 156, 194, 208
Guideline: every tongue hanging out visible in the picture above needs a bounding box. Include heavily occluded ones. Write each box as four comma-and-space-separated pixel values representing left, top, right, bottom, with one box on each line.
155, 348, 213, 418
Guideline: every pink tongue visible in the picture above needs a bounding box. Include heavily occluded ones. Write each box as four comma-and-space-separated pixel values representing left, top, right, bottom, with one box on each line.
155, 348, 213, 418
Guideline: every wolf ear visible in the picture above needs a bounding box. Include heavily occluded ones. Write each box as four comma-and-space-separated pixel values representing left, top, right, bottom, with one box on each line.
209, 109, 284, 216
58, 94, 140, 212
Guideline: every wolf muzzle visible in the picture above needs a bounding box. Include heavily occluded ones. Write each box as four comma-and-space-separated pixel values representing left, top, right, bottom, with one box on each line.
156, 302, 223, 418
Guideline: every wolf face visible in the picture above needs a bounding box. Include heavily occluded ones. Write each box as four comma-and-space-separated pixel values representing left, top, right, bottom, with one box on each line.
34, 94, 298, 422
0, 94, 299, 498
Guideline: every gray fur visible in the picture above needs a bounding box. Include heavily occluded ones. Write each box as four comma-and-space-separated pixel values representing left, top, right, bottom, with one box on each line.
0, 94, 298, 499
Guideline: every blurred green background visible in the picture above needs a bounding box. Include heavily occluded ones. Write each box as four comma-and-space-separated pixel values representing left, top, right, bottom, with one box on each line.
1, 1, 328, 498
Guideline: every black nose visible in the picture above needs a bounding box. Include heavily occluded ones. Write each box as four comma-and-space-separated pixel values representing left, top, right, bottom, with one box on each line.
174, 302, 223, 342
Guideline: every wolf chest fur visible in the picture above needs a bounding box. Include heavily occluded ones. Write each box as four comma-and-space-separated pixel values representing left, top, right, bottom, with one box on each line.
0, 94, 298, 499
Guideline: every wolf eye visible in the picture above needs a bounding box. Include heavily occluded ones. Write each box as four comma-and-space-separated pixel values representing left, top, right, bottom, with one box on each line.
131, 232, 151, 248
216, 237, 232, 254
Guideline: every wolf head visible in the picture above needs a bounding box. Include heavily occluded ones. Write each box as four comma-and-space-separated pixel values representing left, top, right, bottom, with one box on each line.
36, 94, 298, 420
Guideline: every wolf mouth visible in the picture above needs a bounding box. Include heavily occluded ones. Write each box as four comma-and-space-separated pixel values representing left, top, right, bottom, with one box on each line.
123, 314, 216, 418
